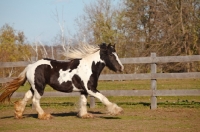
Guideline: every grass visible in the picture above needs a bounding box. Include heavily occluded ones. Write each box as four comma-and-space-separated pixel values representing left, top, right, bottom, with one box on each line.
0, 79, 200, 131
0, 97, 200, 132
1, 79, 200, 109
12, 79, 200, 92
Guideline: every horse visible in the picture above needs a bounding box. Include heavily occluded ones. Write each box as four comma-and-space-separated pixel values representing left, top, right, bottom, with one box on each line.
0, 43, 124, 120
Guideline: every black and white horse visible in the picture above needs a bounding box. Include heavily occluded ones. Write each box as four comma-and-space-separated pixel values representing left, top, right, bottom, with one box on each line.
0, 43, 124, 119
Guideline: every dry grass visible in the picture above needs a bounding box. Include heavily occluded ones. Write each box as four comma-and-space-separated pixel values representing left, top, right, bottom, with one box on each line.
0, 96, 200, 132
0, 79, 200, 131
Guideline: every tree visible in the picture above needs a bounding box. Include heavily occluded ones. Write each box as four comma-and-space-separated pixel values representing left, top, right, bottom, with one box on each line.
77, 0, 126, 56
122, 0, 200, 72
0, 24, 31, 62
76, 0, 200, 72
0, 24, 31, 77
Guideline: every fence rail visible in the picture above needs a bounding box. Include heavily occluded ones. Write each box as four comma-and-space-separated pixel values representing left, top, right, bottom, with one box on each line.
1, 53, 200, 109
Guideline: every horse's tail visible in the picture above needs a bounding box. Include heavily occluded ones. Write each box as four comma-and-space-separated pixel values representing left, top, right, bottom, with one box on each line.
0, 66, 28, 103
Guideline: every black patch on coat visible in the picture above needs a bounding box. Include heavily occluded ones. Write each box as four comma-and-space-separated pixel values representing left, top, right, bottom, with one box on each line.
72, 74, 87, 94
34, 64, 51, 96
45, 58, 81, 72
87, 61, 105, 93
30, 87, 34, 95
69, 59, 81, 72
50, 80, 74, 93
48, 59, 80, 93
34, 59, 82, 95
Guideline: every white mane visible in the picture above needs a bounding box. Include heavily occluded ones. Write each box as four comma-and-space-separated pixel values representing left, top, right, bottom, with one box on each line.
63, 43, 100, 60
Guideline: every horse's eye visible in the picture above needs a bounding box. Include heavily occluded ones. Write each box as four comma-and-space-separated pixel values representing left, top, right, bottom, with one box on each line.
109, 54, 114, 57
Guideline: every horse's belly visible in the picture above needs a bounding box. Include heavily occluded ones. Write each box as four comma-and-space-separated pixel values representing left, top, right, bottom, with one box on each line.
50, 80, 74, 93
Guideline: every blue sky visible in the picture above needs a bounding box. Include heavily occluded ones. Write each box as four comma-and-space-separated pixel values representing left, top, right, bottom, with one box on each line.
0, 0, 93, 43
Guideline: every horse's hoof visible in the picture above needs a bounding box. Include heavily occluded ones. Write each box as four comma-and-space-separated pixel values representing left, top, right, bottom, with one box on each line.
109, 108, 124, 115
38, 113, 52, 120
78, 113, 94, 119
107, 103, 124, 115
117, 109, 124, 115
14, 100, 25, 119
14, 114, 24, 119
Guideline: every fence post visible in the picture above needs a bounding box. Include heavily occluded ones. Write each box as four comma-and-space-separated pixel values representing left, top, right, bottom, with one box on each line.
151, 53, 157, 110
89, 96, 95, 108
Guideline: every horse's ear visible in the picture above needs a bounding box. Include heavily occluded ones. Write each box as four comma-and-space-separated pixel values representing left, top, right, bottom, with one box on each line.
99, 43, 107, 50
113, 43, 115, 48
108, 43, 115, 49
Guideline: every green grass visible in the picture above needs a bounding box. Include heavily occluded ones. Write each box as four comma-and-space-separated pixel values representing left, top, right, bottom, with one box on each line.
0, 79, 199, 109
1, 79, 199, 109
1, 79, 200, 132
0, 95, 200, 132
13, 79, 200, 92
1, 95, 199, 111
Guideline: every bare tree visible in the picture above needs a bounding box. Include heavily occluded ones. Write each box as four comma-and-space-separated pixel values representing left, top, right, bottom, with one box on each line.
52, 8, 67, 52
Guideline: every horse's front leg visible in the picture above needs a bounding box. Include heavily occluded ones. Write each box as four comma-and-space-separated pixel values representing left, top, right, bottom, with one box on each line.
88, 91, 123, 115
77, 94, 94, 118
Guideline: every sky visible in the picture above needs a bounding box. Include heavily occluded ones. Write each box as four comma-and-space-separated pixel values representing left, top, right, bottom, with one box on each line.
0, 0, 93, 43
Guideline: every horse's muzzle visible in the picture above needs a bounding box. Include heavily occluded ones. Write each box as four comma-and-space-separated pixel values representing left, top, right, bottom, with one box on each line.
119, 65, 124, 72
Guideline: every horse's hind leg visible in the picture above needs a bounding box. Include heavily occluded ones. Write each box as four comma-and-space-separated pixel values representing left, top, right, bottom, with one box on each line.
32, 91, 52, 120
14, 89, 33, 119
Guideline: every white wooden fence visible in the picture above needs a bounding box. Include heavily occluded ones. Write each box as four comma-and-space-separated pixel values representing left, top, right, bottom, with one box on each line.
0, 53, 200, 109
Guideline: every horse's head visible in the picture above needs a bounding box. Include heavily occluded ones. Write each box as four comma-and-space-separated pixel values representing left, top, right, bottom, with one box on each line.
99, 43, 124, 72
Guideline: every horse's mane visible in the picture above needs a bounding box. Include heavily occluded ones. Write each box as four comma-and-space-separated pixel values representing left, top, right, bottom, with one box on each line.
63, 43, 100, 60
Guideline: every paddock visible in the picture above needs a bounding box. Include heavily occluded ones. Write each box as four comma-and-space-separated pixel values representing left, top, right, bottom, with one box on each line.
0, 94, 200, 132
1, 53, 200, 109
0, 53, 200, 131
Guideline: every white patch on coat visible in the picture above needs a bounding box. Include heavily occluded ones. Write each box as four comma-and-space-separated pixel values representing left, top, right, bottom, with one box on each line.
26, 59, 52, 85
78, 51, 104, 90
113, 52, 124, 71
57, 51, 105, 91
58, 69, 76, 84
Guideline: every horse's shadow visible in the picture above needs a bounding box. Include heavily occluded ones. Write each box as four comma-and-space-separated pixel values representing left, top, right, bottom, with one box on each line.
52, 111, 121, 119
0, 111, 121, 119
52, 111, 77, 117
0, 111, 77, 119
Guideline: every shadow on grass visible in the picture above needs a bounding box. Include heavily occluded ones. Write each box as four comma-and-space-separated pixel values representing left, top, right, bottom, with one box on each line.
41, 102, 75, 107
52, 111, 77, 117
0, 115, 14, 119
0, 112, 76, 119
116, 101, 200, 108
99, 116, 121, 119
0, 109, 121, 120
112, 102, 151, 106
0, 114, 38, 119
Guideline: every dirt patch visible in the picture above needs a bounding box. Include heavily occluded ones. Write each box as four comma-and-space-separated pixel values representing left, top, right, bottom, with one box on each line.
0, 105, 200, 132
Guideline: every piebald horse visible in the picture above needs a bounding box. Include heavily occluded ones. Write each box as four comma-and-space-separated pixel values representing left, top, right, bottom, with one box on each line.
0, 43, 124, 119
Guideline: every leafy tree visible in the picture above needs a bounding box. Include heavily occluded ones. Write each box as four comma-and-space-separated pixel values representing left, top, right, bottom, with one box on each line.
0, 24, 31, 62
75, 0, 200, 72
0, 24, 31, 77
122, 0, 200, 72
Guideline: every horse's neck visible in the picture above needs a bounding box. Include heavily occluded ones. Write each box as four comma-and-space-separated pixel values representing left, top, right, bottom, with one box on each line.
83, 50, 104, 64
83, 51, 105, 76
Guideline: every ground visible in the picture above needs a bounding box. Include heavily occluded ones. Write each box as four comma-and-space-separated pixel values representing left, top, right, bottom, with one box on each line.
0, 96, 200, 132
